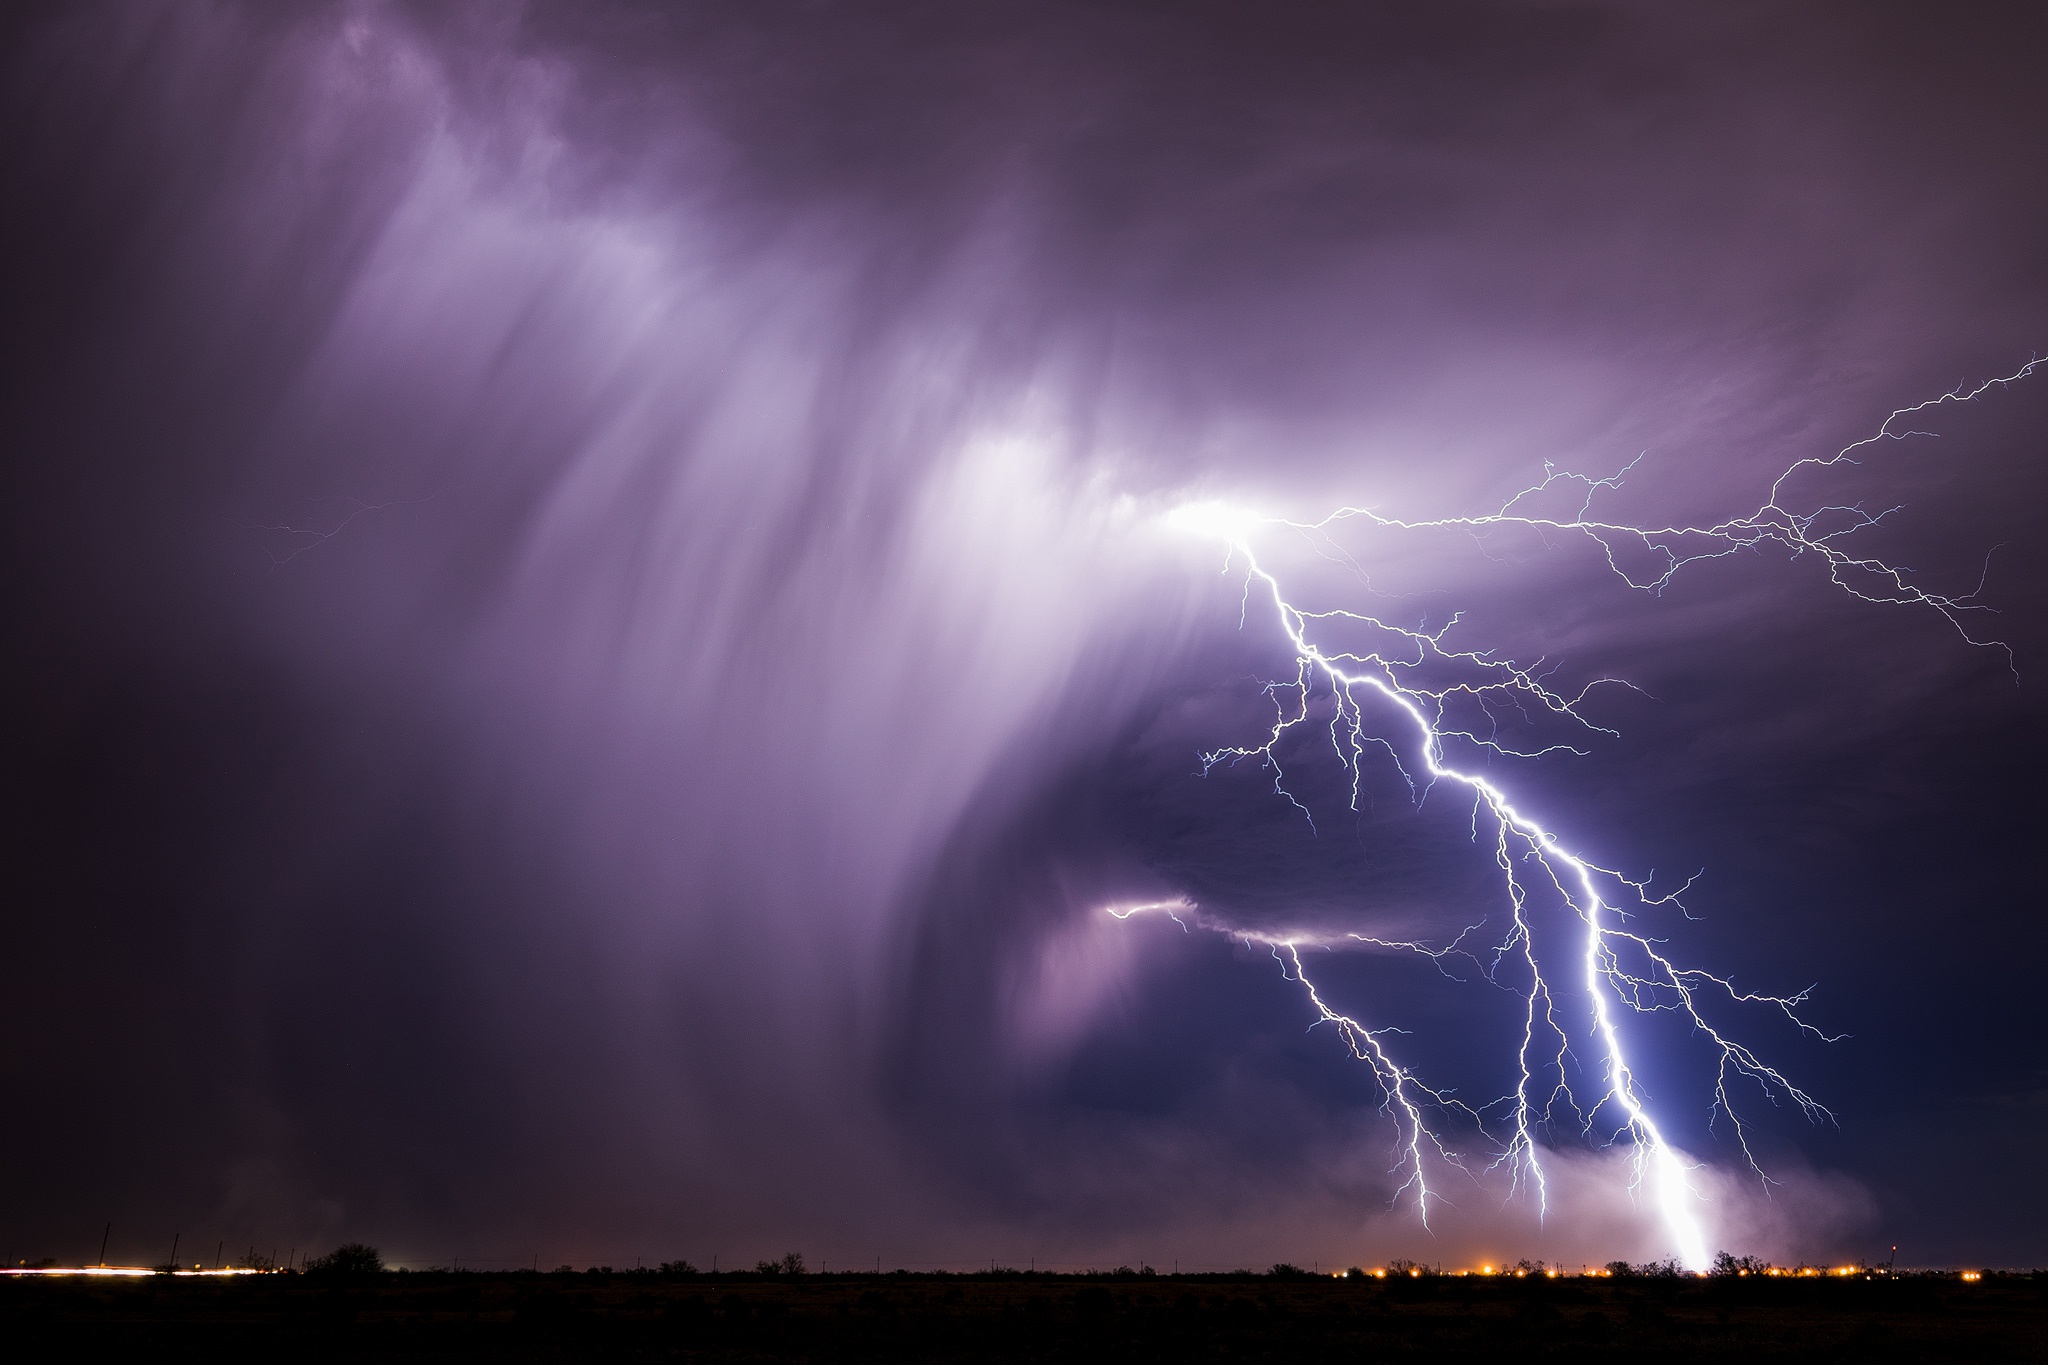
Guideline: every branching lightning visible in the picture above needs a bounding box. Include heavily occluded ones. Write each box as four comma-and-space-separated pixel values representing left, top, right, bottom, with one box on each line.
1121, 360, 2038, 1268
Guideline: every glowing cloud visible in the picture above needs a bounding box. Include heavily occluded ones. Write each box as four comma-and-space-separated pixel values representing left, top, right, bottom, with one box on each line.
1164, 500, 1265, 547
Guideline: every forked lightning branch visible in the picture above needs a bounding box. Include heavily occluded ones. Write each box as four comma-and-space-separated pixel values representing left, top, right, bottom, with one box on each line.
1111, 359, 2039, 1268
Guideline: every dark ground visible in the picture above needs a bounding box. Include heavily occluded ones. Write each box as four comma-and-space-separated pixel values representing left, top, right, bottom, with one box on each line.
4, 1270, 2044, 1362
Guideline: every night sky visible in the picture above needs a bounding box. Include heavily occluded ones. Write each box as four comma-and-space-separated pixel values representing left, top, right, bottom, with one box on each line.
4, 1, 2045, 1272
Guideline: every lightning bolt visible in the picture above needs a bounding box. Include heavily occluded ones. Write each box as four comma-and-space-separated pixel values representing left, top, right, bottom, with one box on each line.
1122, 359, 2038, 1268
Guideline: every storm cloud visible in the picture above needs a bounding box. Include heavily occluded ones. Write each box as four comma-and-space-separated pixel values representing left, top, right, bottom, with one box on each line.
3, 1, 2044, 1270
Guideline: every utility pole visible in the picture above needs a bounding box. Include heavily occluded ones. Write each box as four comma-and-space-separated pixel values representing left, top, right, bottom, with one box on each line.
168, 1232, 180, 1271
98, 1223, 110, 1267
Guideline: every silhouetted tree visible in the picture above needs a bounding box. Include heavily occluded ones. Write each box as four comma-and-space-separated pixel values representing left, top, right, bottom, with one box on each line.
1711, 1251, 1769, 1276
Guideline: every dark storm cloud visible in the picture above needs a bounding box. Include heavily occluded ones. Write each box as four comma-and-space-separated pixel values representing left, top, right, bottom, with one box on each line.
3, 0, 2044, 1269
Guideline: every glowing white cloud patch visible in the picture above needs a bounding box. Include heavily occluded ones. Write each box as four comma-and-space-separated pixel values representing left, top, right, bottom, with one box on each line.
1123, 362, 2039, 1269
1164, 500, 1265, 547
1009, 906, 1148, 1064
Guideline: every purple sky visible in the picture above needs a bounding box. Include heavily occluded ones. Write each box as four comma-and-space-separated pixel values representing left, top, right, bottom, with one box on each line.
4, 1, 2045, 1271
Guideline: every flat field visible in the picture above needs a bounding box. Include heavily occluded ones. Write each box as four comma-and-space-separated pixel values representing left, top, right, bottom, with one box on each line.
4, 1269, 2042, 1361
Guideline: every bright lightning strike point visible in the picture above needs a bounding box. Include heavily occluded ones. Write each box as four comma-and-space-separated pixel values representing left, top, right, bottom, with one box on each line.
1123, 361, 2038, 1269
